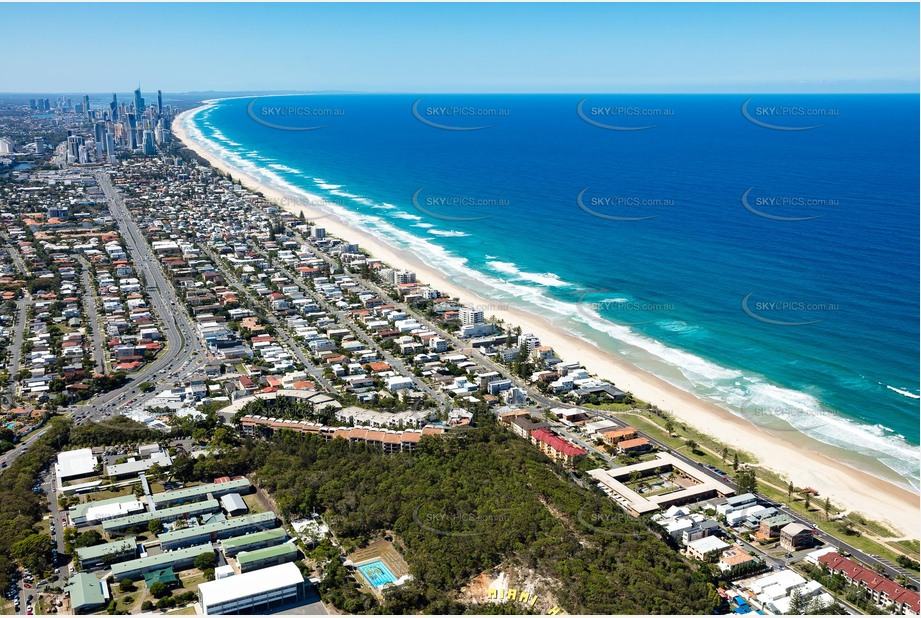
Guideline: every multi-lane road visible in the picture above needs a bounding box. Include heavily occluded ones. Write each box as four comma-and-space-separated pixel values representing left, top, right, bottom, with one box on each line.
68, 172, 208, 425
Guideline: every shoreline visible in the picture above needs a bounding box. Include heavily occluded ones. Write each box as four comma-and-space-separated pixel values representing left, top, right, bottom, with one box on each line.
172, 104, 920, 538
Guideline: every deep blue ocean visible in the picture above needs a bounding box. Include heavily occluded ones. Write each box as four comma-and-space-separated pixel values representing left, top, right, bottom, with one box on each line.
181, 94, 920, 489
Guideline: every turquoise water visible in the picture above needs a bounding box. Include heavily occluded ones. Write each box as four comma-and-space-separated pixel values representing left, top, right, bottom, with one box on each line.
357, 560, 397, 587
180, 94, 919, 490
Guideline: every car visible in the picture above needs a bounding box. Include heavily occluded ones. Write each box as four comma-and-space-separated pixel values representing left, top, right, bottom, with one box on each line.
23, 584, 31, 589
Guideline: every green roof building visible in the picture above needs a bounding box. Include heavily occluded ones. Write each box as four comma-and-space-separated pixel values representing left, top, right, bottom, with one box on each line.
237, 543, 298, 573
74, 536, 136, 570
65, 572, 109, 614
111, 543, 214, 581
158, 511, 276, 551
151, 478, 251, 508
143, 567, 178, 589
220, 527, 287, 557
103, 499, 220, 534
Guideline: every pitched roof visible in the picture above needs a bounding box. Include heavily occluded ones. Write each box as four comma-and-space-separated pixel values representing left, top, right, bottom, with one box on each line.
531, 429, 587, 457
819, 554, 920, 612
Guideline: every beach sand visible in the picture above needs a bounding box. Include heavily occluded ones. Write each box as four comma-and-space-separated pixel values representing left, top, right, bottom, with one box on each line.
173, 106, 919, 538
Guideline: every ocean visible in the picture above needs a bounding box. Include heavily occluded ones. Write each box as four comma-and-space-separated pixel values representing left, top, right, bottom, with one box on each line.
180, 94, 920, 490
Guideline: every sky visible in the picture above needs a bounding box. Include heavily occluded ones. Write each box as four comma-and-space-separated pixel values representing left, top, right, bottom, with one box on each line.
2, 2, 918, 93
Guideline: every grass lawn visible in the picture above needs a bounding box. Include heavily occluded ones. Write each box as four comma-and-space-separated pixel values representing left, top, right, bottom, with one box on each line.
177, 569, 209, 591
242, 493, 265, 514
109, 579, 148, 614
83, 487, 136, 501
165, 606, 197, 615
895, 539, 920, 556
0, 599, 15, 615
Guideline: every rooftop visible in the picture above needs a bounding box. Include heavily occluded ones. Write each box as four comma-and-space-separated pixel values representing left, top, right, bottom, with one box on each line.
151, 478, 250, 506
75, 536, 136, 561
157, 511, 275, 543
57, 447, 97, 479
198, 562, 304, 607
110, 543, 214, 578
220, 527, 287, 551
236, 542, 298, 565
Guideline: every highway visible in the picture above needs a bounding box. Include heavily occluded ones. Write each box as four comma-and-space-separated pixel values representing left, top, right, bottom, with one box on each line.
69, 172, 207, 424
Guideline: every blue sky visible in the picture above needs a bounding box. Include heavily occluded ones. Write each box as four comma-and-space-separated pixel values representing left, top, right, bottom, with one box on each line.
2, 3, 918, 93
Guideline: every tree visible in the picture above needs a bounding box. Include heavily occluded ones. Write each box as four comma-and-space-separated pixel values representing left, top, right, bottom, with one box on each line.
721, 446, 729, 462
737, 467, 757, 494
194, 552, 216, 570
824, 497, 831, 520
787, 481, 794, 499
12, 533, 53, 572
732, 452, 740, 471
74, 529, 103, 548
119, 578, 135, 593
787, 586, 808, 615
804, 492, 811, 510
149, 582, 170, 599
685, 439, 699, 453
147, 519, 162, 535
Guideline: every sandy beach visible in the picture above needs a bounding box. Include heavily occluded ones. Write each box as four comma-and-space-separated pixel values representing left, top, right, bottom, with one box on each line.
173, 105, 919, 538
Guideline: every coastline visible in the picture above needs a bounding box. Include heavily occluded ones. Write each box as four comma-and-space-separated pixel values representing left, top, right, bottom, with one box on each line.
172, 105, 920, 538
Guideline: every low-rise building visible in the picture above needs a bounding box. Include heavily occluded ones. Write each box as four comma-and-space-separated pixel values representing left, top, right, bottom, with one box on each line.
779, 522, 814, 551
221, 527, 288, 557
718, 546, 758, 573
198, 562, 307, 615
158, 511, 276, 551
75, 537, 137, 570
685, 535, 730, 562
237, 543, 299, 573
65, 572, 109, 614
530, 429, 586, 467
110, 543, 214, 580
819, 553, 920, 615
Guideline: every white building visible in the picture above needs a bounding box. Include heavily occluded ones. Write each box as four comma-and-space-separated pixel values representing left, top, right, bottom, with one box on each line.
459, 307, 484, 327
56, 448, 98, 481
197, 562, 307, 615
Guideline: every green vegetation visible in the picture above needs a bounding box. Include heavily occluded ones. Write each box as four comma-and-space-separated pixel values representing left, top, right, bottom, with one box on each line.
0, 417, 70, 590
227, 422, 721, 614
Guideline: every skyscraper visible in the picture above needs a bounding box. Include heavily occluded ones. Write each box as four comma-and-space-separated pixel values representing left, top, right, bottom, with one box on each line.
142, 130, 156, 155
111, 93, 118, 121
134, 86, 145, 115
157, 90, 163, 116
83, 95, 90, 118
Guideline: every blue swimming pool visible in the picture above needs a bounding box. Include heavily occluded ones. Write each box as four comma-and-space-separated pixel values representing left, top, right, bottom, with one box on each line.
357, 560, 397, 588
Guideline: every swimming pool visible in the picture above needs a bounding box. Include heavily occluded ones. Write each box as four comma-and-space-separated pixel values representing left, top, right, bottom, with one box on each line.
357, 560, 397, 588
